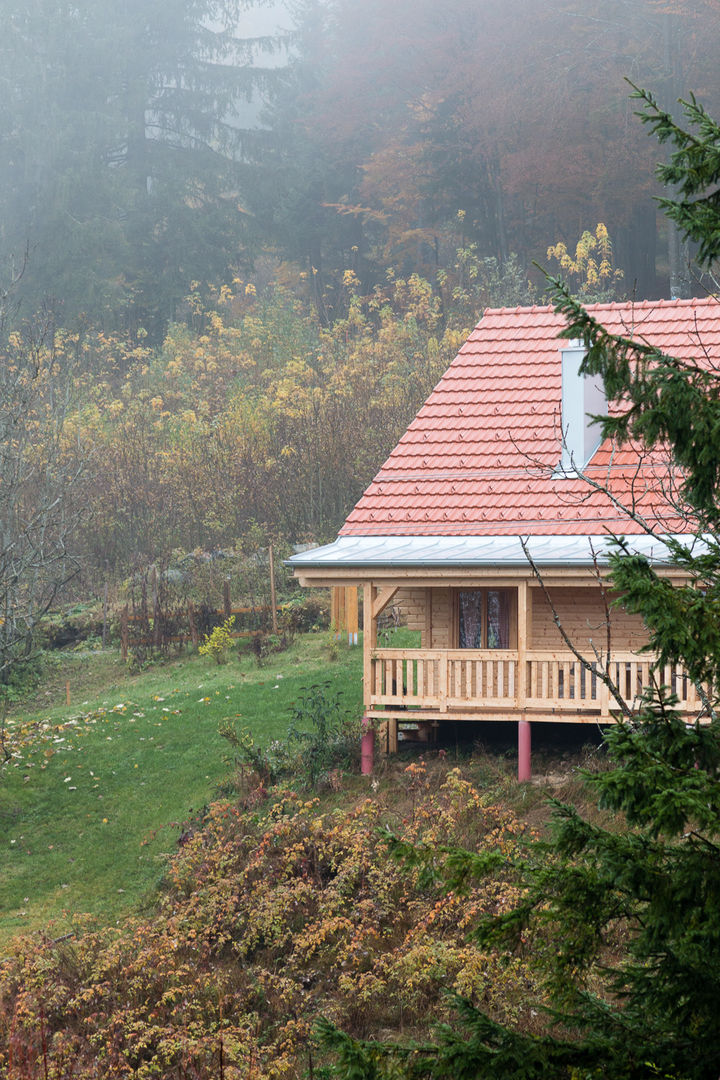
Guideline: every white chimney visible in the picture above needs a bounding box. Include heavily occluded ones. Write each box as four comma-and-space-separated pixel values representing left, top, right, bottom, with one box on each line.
559, 341, 607, 473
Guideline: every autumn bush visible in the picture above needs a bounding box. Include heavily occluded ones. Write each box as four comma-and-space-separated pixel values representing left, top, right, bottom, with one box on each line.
0, 760, 545, 1078
63, 266, 473, 577
198, 617, 236, 665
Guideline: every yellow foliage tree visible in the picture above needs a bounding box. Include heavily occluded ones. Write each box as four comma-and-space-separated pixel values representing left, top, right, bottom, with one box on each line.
546, 223, 624, 301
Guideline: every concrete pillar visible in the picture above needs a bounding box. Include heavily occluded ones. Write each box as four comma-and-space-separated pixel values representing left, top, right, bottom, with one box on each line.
518, 718, 532, 782
361, 718, 375, 775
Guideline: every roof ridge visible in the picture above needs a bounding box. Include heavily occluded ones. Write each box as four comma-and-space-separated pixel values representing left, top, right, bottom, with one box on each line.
481, 294, 719, 319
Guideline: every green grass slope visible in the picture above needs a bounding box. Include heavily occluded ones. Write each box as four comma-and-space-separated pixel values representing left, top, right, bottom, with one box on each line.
0, 634, 363, 942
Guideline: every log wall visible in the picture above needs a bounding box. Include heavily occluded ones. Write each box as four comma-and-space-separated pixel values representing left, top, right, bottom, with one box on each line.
530, 587, 646, 652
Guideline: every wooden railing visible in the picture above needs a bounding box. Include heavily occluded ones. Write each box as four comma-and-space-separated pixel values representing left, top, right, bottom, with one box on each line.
370, 649, 518, 713
370, 648, 704, 718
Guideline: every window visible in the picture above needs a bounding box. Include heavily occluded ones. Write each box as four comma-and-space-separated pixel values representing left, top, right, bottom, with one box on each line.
457, 589, 516, 649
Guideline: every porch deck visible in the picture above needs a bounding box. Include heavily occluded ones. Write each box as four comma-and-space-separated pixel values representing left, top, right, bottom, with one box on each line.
369, 647, 703, 723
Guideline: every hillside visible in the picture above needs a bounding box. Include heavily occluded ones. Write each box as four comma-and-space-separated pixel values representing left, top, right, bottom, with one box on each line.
0, 635, 363, 942
0, 637, 608, 1078
0, 746, 597, 1078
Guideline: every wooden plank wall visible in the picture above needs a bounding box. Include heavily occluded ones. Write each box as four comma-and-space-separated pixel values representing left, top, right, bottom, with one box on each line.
431, 591, 452, 648
388, 584, 647, 655
393, 588, 426, 631
531, 587, 646, 652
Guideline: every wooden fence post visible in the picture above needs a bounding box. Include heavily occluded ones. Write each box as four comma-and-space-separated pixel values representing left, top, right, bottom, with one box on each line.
187, 601, 199, 648
102, 565, 109, 649
121, 605, 129, 662
152, 565, 161, 648
269, 545, 279, 635
223, 580, 231, 619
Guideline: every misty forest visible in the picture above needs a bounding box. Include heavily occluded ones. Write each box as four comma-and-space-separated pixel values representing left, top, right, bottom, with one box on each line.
4, 0, 720, 583
3, 1, 720, 1078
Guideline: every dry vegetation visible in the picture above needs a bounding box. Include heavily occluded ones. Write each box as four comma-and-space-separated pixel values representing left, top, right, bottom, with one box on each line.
0, 751, 606, 1079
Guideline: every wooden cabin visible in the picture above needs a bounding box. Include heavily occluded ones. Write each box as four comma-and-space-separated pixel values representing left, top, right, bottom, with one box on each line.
289, 299, 719, 771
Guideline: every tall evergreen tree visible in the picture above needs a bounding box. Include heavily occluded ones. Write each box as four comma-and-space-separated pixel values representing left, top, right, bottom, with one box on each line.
320, 88, 720, 1080
0, 0, 285, 338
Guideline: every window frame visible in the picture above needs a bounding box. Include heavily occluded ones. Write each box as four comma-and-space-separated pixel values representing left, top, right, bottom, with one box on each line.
453, 588, 518, 650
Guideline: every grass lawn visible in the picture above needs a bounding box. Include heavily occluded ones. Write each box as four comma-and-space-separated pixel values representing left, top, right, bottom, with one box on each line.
0, 633, 363, 945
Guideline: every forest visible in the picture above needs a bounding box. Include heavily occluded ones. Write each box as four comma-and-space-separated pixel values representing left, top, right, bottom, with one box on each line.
3, 0, 720, 615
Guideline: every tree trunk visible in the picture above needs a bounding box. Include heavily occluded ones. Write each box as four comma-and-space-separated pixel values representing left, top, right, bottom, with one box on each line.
663, 13, 692, 299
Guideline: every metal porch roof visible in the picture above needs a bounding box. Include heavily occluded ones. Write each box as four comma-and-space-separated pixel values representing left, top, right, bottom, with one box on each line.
288, 533, 707, 570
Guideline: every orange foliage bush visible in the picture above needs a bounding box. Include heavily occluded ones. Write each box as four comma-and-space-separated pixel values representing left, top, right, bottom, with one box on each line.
0, 763, 543, 1078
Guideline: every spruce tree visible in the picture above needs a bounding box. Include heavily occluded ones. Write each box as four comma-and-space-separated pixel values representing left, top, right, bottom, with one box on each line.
320, 88, 720, 1080
0, 0, 285, 338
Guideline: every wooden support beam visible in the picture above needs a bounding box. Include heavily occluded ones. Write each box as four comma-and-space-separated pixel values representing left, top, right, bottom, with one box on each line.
337, 586, 346, 639
334, 583, 343, 630
517, 580, 528, 710
424, 587, 433, 647
372, 585, 399, 620
518, 718, 532, 781
361, 719, 375, 775
363, 584, 377, 715
345, 586, 359, 645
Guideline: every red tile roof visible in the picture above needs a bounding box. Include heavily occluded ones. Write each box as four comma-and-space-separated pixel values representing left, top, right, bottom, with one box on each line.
341, 297, 720, 537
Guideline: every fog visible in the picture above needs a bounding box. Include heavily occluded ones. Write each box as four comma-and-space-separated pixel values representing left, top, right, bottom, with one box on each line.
1, 0, 717, 333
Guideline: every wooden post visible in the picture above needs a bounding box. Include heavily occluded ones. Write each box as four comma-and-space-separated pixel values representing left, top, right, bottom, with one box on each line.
187, 601, 199, 648
517, 580, 528, 710
65, 681, 71, 707
268, 545, 278, 635
331, 587, 339, 637
102, 565, 109, 649
361, 717, 375, 775
439, 655, 448, 713
121, 605, 129, 662
424, 587, 433, 647
152, 566, 161, 648
600, 671, 610, 719
223, 579, 231, 619
363, 583, 376, 717
518, 718, 532, 781
345, 586, 359, 645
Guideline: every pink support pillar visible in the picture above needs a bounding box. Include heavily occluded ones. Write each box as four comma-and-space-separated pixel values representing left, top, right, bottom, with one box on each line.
361, 718, 375, 775
518, 718, 532, 782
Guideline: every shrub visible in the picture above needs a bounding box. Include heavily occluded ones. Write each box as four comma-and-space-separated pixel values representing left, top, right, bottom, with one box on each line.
287, 682, 361, 787
198, 616, 235, 664
280, 593, 331, 634
0, 765, 540, 1079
